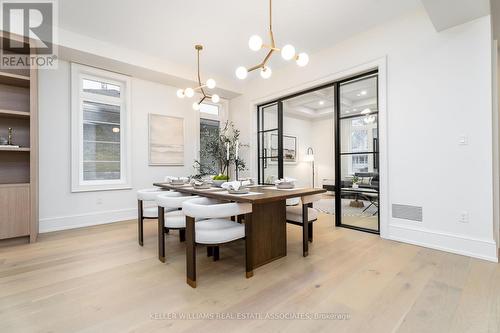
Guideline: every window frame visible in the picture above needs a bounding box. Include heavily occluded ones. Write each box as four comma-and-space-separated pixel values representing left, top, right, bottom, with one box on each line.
71, 63, 132, 192
196, 100, 228, 163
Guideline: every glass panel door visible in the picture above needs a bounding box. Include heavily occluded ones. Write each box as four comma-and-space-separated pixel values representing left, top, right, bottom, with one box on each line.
336, 74, 379, 233
257, 102, 283, 184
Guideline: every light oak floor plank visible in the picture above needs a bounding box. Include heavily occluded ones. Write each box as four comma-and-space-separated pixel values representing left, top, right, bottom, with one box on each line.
0, 213, 498, 333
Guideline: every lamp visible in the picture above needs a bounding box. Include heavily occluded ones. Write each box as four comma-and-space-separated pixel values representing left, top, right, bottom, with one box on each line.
305, 147, 315, 187
235, 0, 309, 80
176, 45, 220, 109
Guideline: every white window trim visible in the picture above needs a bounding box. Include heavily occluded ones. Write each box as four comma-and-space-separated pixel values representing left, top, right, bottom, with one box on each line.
71, 63, 132, 192
196, 99, 228, 161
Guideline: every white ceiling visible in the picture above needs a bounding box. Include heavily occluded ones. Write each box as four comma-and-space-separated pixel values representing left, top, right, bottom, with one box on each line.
58, 0, 422, 85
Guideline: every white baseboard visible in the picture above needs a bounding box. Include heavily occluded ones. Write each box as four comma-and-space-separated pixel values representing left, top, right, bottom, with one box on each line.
39, 208, 137, 233
388, 224, 498, 262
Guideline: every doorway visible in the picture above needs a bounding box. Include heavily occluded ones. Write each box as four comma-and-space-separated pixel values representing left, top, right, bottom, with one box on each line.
256, 70, 380, 234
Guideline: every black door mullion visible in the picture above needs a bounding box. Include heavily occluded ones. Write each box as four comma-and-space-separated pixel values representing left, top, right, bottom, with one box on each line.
277, 101, 284, 179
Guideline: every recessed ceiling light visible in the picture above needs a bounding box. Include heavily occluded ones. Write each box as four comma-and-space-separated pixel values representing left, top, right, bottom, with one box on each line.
360, 90, 367, 95
361, 108, 371, 114
353, 108, 357, 112
319, 100, 325, 106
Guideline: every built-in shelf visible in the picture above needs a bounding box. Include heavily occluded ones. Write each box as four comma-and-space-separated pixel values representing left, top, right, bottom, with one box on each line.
0, 71, 30, 88
0, 182, 29, 188
0, 147, 30, 152
0, 109, 30, 118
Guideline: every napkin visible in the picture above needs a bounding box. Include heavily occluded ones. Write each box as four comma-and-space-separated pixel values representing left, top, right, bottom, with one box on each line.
164, 176, 189, 183
274, 177, 297, 185
221, 180, 251, 191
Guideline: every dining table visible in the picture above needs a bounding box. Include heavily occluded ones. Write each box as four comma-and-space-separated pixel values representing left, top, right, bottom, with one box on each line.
153, 182, 326, 277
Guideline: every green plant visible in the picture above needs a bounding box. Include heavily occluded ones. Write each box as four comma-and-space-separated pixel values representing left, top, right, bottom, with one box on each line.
194, 121, 248, 178
352, 175, 360, 184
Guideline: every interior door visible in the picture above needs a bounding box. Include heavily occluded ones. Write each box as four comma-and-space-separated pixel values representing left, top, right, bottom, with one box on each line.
257, 102, 283, 184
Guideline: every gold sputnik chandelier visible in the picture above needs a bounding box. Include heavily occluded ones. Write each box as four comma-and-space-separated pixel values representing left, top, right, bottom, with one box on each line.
176, 45, 220, 110
235, 0, 309, 80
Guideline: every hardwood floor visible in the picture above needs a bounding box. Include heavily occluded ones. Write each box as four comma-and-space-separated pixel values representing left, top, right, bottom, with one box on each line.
1, 213, 499, 332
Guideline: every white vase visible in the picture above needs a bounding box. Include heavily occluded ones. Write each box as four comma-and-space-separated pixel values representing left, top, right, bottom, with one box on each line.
352, 183, 359, 189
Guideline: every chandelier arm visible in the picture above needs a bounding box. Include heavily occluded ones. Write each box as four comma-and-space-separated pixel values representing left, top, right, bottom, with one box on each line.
196, 47, 207, 97
247, 49, 275, 73
269, 0, 272, 32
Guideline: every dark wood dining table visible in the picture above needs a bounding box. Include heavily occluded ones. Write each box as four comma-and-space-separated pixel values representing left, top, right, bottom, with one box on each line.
153, 183, 326, 277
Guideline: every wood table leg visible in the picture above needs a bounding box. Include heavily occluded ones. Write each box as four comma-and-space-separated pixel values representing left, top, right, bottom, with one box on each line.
186, 216, 197, 288
158, 207, 165, 263
302, 203, 309, 257
138, 200, 144, 246
250, 201, 286, 268
179, 229, 185, 242
245, 212, 253, 278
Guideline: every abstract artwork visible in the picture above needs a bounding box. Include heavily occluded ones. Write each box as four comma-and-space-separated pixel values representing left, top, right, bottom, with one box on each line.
149, 114, 184, 165
270, 134, 297, 163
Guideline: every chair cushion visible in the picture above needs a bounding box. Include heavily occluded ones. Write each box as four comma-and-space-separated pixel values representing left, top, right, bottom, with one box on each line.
143, 206, 159, 218
164, 210, 186, 228
195, 219, 245, 244
286, 206, 318, 223
137, 188, 166, 201
143, 206, 177, 218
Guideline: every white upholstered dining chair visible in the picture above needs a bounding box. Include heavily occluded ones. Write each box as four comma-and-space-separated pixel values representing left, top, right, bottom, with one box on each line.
156, 192, 199, 263
182, 197, 253, 288
286, 194, 322, 257
137, 188, 169, 246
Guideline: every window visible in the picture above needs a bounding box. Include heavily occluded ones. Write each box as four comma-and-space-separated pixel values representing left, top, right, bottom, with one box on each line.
199, 118, 220, 175
199, 103, 219, 116
71, 64, 131, 192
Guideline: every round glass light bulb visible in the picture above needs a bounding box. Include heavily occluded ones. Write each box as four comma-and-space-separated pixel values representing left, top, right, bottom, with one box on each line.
281, 44, 296, 61
235, 66, 248, 80
296, 52, 309, 67
206, 78, 216, 89
176, 89, 185, 98
192, 102, 200, 110
211, 94, 220, 103
248, 35, 263, 51
184, 87, 194, 98
260, 66, 272, 79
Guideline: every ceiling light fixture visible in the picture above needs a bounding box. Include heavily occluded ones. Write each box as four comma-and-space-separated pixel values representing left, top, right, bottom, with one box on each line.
177, 45, 220, 109
319, 100, 325, 106
235, 0, 309, 80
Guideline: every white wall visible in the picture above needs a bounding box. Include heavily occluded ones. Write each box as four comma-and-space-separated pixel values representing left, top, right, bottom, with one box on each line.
38, 60, 223, 232
230, 9, 497, 261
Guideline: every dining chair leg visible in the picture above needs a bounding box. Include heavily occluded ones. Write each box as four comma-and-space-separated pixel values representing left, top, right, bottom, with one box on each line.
138, 200, 144, 246
179, 229, 186, 242
245, 212, 254, 278
237, 215, 244, 223
213, 246, 220, 261
302, 204, 309, 257
308, 222, 313, 243
186, 216, 197, 288
207, 246, 213, 257
158, 207, 166, 263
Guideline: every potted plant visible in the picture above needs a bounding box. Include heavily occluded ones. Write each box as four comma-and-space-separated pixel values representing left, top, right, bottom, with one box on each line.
352, 175, 360, 189
194, 121, 248, 182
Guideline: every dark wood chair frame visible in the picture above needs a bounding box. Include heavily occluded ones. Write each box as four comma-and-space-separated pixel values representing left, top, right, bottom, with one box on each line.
138, 199, 169, 246
286, 202, 317, 257
185, 213, 253, 288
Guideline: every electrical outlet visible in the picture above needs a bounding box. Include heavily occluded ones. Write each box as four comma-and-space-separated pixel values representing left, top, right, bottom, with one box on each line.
459, 211, 468, 223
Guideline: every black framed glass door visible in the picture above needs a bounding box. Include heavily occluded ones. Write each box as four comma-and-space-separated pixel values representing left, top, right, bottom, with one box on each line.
256, 70, 380, 235
335, 73, 380, 233
257, 102, 283, 185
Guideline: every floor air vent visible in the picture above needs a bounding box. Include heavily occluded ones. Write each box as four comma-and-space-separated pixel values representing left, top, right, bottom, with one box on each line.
392, 204, 423, 222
